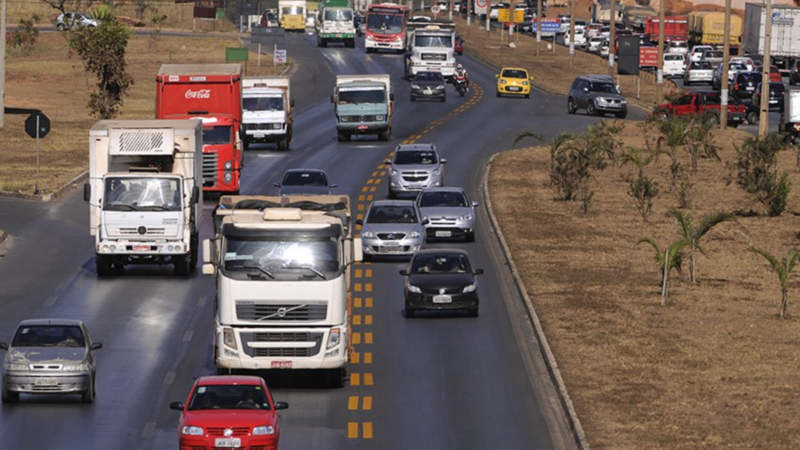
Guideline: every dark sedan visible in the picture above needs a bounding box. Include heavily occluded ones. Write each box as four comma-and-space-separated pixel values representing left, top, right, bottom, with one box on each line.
410, 71, 447, 102
399, 249, 483, 317
731, 71, 761, 99
752, 82, 786, 111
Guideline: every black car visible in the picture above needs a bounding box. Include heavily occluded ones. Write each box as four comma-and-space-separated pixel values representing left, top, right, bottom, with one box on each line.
399, 249, 483, 317
410, 71, 447, 102
731, 71, 761, 99
752, 82, 786, 111
273, 168, 336, 196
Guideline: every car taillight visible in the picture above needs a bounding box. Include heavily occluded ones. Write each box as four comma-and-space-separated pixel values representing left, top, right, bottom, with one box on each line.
734, 82, 739, 90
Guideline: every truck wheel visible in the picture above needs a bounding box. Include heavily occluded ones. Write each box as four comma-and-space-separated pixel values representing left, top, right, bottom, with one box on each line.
379, 130, 390, 141
278, 139, 288, 150
347, 40, 355, 48
326, 367, 347, 388
174, 255, 192, 276
96, 256, 112, 277
2, 381, 19, 403
242, 136, 250, 151
190, 233, 199, 269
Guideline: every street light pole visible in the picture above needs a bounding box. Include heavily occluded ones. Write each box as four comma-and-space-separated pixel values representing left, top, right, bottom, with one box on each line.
569, 0, 575, 68
0, 0, 7, 129
536, 0, 542, 56
656, 0, 665, 103
609, 0, 616, 76
759, 0, 773, 137
720, 0, 732, 130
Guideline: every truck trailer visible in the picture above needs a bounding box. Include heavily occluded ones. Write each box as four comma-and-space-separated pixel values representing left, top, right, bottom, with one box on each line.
241, 76, 294, 151
85, 119, 203, 276
743, 3, 800, 73
156, 64, 243, 194
204, 195, 363, 387
331, 74, 394, 141
688, 11, 742, 50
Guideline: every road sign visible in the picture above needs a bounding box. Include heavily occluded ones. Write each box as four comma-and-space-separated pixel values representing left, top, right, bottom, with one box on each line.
431, 5, 441, 14
475, 0, 487, 14
274, 49, 287, 64
498, 9, 524, 23
533, 18, 561, 36
25, 111, 50, 139
639, 47, 659, 68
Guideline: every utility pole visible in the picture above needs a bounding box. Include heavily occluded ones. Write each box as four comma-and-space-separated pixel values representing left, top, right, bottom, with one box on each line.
569, 0, 575, 68
467, 0, 471, 26
0, 0, 6, 129
536, 0, 542, 55
449, 0, 453, 20
720, 0, 732, 130
609, 0, 616, 76
656, 0, 665, 103
759, 0, 773, 137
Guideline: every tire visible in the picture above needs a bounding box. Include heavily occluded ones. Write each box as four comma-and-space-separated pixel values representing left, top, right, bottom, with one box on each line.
2, 381, 19, 403
326, 367, 346, 388
174, 255, 192, 276
242, 136, 250, 151
410, 95, 416, 102
189, 232, 199, 270
337, 132, 347, 142
496, 90, 500, 97
684, 79, 691, 86
467, 307, 479, 317
616, 111, 628, 119
278, 138, 288, 150
96, 255, 112, 277
440, 96, 446, 102
525, 93, 530, 99
56, 23, 66, 31
567, 98, 577, 114
379, 130, 390, 141
586, 101, 597, 116
403, 306, 415, 318
465, 231, 475, 243
730, 121, 739, 129
747, 111, 759, 125
321, 40, 328, 48
81, 375, 96, 404
366, 47, 374, 54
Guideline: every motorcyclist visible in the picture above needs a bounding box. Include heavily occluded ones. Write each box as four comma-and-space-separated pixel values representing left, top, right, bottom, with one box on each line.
454, 63, 469, 91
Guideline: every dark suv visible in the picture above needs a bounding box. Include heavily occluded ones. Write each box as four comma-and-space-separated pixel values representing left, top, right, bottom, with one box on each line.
731, 71, 761, 99
567, 75, 628, 118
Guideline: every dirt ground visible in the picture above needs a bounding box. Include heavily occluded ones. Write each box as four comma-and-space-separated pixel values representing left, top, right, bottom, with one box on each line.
0, 32, 285, 195
489, 121, 800, 449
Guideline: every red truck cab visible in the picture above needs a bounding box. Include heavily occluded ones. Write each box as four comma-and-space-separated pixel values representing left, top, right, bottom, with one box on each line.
156, 64, 243, 193
652, 90, 746, 127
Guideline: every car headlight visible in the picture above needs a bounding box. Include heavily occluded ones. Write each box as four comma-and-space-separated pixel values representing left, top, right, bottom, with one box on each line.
621, 100, 627, 104
431, 168, 441, 176
366, 34, 373, 41
5, 363, 28, 371
390, 169, 398, 176
182, 426, 204, 436
223, 327, 238, 350
253, 425, 276, 435
376, 114, 385, 121
407, 231, 421, 238
327, 328, 341, 349
500, 79, 507, 84
340, 115, 349, 122
523, 81, 529, 86
361, 230, 374, 238
224, 161, 233, 170
411, 84, 421, 89
463, 283, 477, 293
406, 282, 422, 293
394, 36, 402, 44
459, 214, 473, 221
62, 363, 89, 371
435, 85, 445, 90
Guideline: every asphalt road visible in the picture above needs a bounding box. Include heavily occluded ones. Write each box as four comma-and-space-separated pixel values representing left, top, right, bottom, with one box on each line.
0, 30, 613, 449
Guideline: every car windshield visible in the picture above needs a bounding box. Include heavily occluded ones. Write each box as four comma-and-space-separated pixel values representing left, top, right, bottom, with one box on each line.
501, 69, 527, 78
324, 9, 353, 21
590, 82, 617, 93
12, 325, 85, 348
223, 236, 341, 279
394, 150, 438, 165
203, 125, 232, 145
665, 55, 683, 61
770, 83, 786, 91
243, 96, 284, 112
705, 51, 722, 57
188, 385, 271, 411
411, 253, 471, 274
419, 191, 468, 208
104, 177, 181, 211
414, 72, 444, 82
693, 62, 712, 70
739, 72, 761, 82
367, 205, 418, 224
730, 63, 746, 71
283, 171, 327, 186
282, 6, 304, 14
367, 14, 404, 33
671, 42, 687, 48
414, 35, 452, 47
338, 88, 385, 104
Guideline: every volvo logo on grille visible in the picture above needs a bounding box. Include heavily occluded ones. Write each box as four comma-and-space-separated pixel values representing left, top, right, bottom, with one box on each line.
440, 288, 446, 295
224, 428, 234, 437
276, 307, 288, 317
137, 226, 147, 235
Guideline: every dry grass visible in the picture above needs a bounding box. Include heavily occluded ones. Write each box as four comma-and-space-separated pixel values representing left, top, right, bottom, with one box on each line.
489, 121, 800, 449
0, 29, 285, 194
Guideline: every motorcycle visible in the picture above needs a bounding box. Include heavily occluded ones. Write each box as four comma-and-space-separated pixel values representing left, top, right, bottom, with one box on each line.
454, 74, 468, 97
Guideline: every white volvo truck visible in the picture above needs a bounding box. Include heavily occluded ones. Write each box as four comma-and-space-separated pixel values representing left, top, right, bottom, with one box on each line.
404, 22, 457, 80
241, 76, 294, 151
204, 195, 362, 387
85, 119, 203, 276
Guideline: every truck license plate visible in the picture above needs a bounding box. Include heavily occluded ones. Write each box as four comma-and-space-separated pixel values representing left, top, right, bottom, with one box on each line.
357, 125, 368, 130
433, 295, 452, 303
435, 231, 452, 237
34, 378, 58, 386
214, 438, 241, 448
133, 245, 150, 252
271, 361, 292, 369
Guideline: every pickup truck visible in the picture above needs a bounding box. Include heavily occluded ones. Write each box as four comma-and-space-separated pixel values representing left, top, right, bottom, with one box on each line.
651, 91, 746, 127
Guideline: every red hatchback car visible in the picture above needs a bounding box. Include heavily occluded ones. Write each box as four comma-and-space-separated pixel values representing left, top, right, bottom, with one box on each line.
755, 64, 782, 83
170, 375, 288, 450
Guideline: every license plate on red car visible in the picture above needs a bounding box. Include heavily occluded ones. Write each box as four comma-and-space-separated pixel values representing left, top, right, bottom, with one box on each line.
271, 361, 292, 369
133, 245, 150, 252
215, 438, 241, 448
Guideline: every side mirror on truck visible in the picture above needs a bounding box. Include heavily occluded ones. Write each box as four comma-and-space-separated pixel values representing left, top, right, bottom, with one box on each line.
330, 95, 335, 103
192, 186, 200, 205
83, 183, 91, 202
291, 98, 295, 107
390, 93, 395, 101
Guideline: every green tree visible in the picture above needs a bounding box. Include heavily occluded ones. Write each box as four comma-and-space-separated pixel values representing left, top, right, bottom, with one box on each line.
750, 246, 800, 318
638, 237, 688, 305
67, 20, 134, 119
734, 133, 791, 217
656, 115, 692, 191
621, 147, 661, 222
685, 114, 720, 171
670, 209, 735, 283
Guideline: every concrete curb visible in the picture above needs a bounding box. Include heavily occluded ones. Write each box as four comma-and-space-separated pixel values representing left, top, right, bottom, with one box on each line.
0, 170, 89, 202
0, 228, 6, 246
482, 153, 590, 450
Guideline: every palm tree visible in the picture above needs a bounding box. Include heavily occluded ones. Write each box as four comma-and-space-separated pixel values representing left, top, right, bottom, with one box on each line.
638, 237, 688, 305
671, 209, 736, 283
621, 147, 663, 222
750, 246, 800, 319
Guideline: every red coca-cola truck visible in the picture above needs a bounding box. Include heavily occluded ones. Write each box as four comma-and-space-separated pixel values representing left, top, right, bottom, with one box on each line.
156, 64, 243, 193
644, 16, 688, 42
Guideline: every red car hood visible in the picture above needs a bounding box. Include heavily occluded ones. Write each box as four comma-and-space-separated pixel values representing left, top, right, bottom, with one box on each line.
184, 409, 279, 429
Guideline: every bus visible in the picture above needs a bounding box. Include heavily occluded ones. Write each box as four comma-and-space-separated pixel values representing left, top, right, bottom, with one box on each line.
364, 3, 410, 53
279, 0, 307, 31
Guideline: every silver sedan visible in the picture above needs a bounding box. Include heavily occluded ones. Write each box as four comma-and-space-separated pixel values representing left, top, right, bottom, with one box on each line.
357, 200, 426, 260
683, 61, 713, 86
416, 187, 478, 242
1, 319, 102, 403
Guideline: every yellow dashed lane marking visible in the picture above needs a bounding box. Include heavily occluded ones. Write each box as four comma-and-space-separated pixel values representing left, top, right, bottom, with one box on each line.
365, 314, 373, 325
348, 422, 359, 438
363, 422, 373, 439
348, 396, 359, 410
352, 352, 360, 363
365, 373, 374, 386
365, 332, 373, 344
353, 315, 362, 326
363, 396, 373, 410
365, 283, 372, 292
366, 297, 373, 307
352, 332, 361, 344
364, 352, 373, 364
351, 373, 361, 385
355, 284, 362, 292
354, 297, 362, 308
365, 269, 372, 277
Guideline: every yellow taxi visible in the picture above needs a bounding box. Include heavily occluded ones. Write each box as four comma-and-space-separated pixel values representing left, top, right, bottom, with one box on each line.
495, 67, 533, 98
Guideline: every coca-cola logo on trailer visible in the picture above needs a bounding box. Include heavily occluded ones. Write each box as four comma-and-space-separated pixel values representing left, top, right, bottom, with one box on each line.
185, 89, 211, 99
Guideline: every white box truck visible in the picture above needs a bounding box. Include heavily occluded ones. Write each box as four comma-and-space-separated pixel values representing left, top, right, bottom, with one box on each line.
744, 3, 800, 73
404, 22, 457, 80
204, 195, 363, 387
84, 119, 203, 276
241, 76, 294, 151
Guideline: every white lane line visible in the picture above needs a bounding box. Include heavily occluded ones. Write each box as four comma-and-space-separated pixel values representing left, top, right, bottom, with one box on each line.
163, 371, 176, 386
183, 331, 194, 342
55, 277, 70, 292
44, 295, 58, 307
256, 154, 284, 158
141, 421, 156, 439
197, 296, 207, 308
